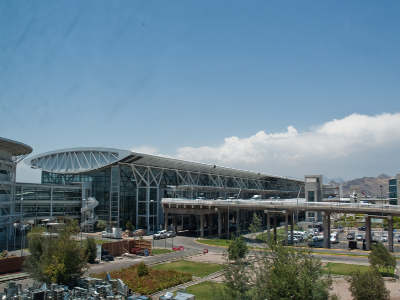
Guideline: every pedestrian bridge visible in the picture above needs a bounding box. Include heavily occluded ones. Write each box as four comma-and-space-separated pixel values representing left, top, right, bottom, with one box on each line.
162, 198, 400, 216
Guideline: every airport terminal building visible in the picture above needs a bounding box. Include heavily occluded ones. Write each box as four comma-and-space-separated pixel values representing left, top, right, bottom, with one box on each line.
26, 147, 305, 233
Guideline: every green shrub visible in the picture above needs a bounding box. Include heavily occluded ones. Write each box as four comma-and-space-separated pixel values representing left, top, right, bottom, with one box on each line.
96, 220, 107, 231
348, 267, 389, 300
85, 238, 97, 264
137, 262, 149, 277
228, 236, 248, 261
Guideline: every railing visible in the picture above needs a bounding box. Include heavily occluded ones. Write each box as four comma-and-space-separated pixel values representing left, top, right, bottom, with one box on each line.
162, 198, 400, 214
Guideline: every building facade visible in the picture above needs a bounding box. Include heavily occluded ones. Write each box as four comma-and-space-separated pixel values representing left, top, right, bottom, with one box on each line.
0, 137, 32, 248
305, 175, 339, 222
27, 148, 305, 233
389, 174, 400, 205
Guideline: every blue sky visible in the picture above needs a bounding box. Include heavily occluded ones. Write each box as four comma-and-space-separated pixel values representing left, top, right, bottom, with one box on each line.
1, 1, 400, 181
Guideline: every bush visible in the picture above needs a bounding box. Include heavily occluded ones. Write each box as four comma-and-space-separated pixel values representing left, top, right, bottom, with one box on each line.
228, 236, 248, 261
137, 262, 149, 277
24, 221, 87, 287
369, 242, 396, 274
125, 220, 134, 231
86, 238, 97, 264
96, 220, 107, 231
222, 242, 332, 300
348, 267, 390, 300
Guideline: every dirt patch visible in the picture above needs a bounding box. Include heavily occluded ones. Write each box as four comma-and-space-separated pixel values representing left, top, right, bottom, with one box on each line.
186, 252, 225, 265
330, 276, 400, 300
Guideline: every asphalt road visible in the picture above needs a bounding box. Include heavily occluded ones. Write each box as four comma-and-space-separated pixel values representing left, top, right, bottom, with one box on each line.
153, 236, 374, 265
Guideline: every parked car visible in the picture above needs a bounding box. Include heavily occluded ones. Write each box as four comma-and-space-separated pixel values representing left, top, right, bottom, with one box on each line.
101, 249, 114, 262
330, 232, 339, 244
347, 232, 355, 240
356, 234, 364, 241
166, 230, 176, 238
358, 226, 366, 231
381, 235, 388, 243
153, 230, 167, 240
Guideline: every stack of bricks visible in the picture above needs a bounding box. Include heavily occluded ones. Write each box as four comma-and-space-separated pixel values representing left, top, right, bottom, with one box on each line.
102, 239, 152, 257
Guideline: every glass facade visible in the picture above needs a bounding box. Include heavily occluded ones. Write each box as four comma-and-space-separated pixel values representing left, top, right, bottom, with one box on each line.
389, 178, 398, 205
42, 164, 304, 233
15, 183, 82, 219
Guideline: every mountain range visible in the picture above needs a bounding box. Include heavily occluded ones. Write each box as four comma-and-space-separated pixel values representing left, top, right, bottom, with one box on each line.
328, 174, 392, 198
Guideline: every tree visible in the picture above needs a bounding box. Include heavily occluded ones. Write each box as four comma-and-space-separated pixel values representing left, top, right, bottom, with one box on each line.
24, 221, 87, 287
125, 220, 134, 232
222, 241, 332, 300
253, 243, 331, 300
85, 238, 97, 264
348, 267, 390, 300
249, 213, 262, 239
227, 236, 248, 261
221, 259, 252, 300
369, 242, 396, 274
96, 220, 107, 231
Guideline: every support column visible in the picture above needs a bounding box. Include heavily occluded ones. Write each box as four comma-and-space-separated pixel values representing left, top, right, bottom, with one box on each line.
284, 211, 289, 245
218, 211, 222, 238
200, 214, 204, 238
365, 215, 371, 250
290, 211, 294, 245
226, 211, 230, 238
236, 209, 240, 235
388, 216, 394, 252
273, 215, 277, 243
266, 212, 271, 243
172, 215, 177, 233
164, 210, 169, 230
323, 212, 331, 249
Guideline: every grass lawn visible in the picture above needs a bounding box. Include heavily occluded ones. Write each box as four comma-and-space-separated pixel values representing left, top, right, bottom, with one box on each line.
197, 238, 231, 247
184, 281, 225, 300
93, 263, 191, 295
152, 248, 173, 255
151, 260, 224, 277
323, 262, 396, 277
94, 239, 109, 245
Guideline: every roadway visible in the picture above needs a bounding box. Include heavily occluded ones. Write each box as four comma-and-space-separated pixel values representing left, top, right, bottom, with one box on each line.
152, 236, 374, 265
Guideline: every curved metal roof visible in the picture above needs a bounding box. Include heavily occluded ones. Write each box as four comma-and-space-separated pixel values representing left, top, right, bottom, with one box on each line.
0, 137, 33, 156
25, 147, 303, 183
25, 147, 132, 174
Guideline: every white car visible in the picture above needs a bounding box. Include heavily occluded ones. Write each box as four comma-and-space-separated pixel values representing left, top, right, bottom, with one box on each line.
153, 230, 168, 240
330, 232, 339, 244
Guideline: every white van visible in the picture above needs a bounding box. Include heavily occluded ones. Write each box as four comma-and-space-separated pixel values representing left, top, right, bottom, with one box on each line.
330, 232, 339, 244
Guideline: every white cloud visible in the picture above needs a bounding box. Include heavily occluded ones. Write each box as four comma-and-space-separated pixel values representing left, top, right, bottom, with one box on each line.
175, 113, 400, 179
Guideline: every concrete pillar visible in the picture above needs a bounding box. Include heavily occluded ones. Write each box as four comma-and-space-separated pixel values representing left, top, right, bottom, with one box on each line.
226, 211, 230, 238
388, 216, 394, 252
273, 215, 277, 243
236, 209, 240, 235
365, 216, 371, 250
164, 210, 169, 230
284, 212, 289, 245
290, 211, 294, 245
266, 212, 271, 242
200, 214, 204, 238
323, 212, 331, 249
172, 215, 177, 233
218, 211, 222, 238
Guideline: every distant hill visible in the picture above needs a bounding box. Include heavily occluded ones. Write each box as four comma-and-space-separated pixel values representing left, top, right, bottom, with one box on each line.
329, 174, 391, 198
